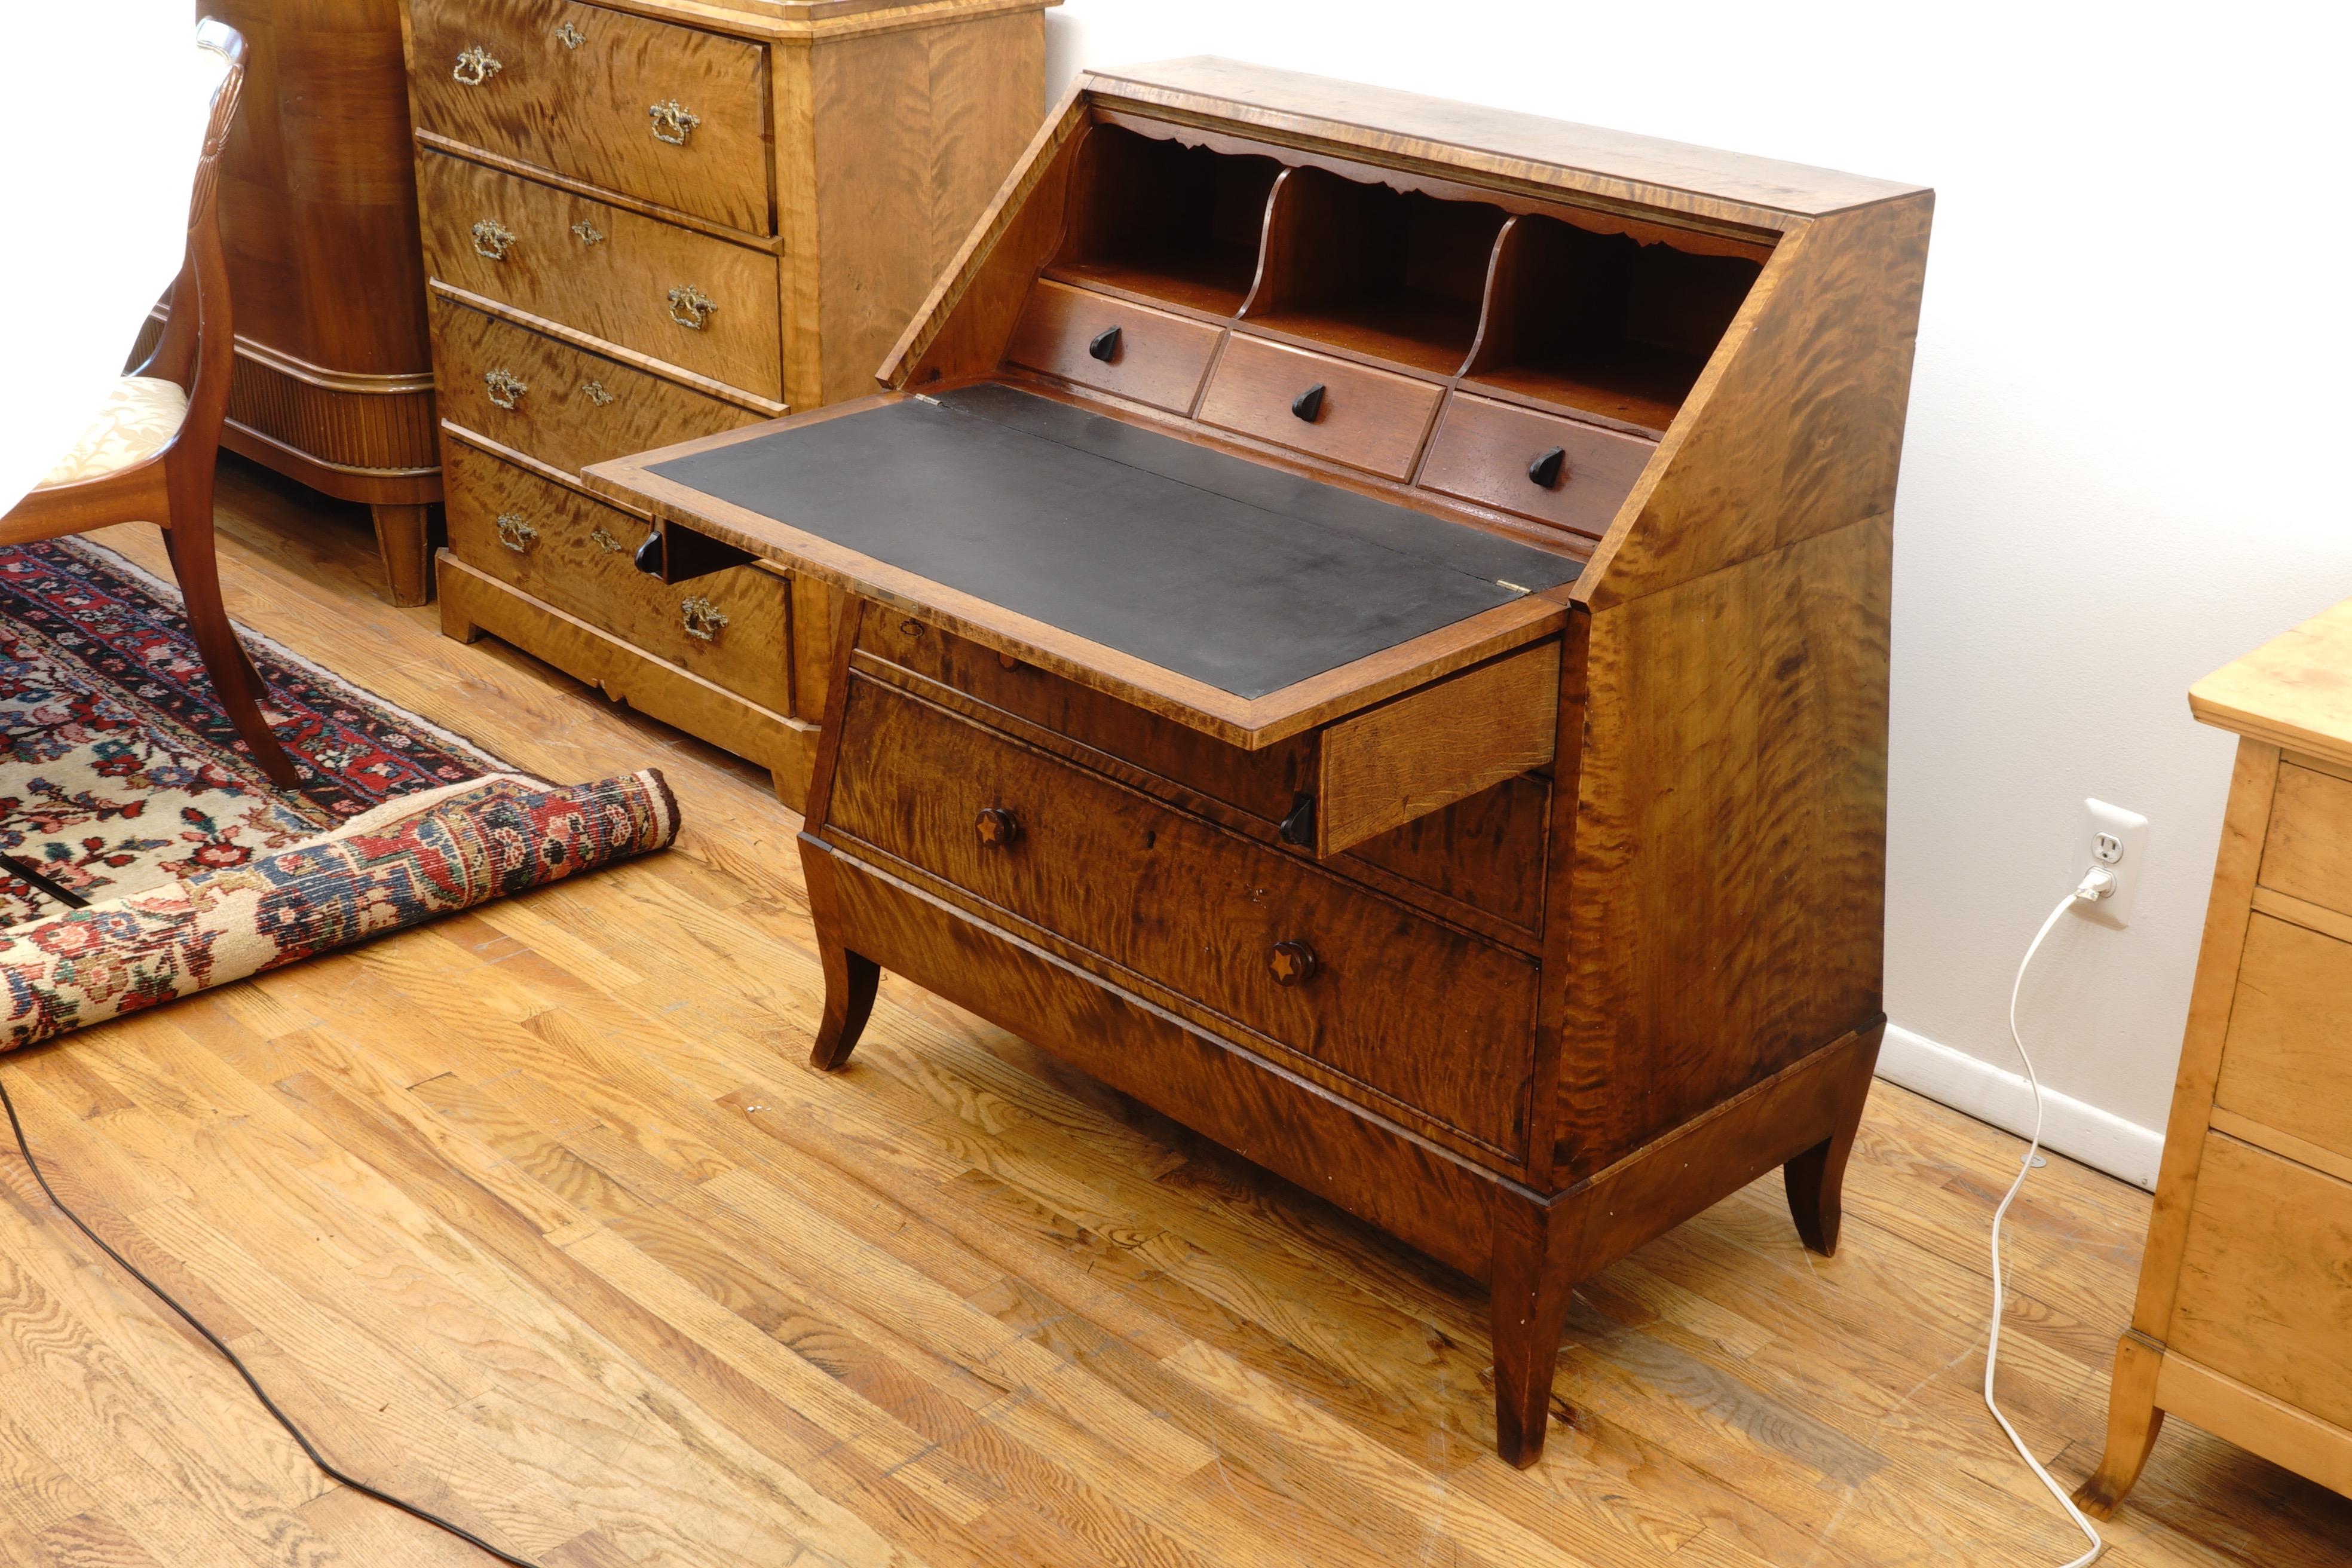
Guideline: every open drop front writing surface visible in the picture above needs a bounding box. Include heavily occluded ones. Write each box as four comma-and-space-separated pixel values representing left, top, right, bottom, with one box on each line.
645, 383, 1581, 701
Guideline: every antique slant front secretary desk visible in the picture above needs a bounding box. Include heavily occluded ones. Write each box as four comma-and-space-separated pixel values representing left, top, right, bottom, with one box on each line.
402, 0, 1055, 804
589, 59, 1933, 1463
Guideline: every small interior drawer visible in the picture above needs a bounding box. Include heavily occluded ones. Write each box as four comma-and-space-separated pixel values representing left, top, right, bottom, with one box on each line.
443, 438, 791, 714
1196, 334, 1441, 479
825, 675, 1539, 1156
2215, 912, 2352, 1166
1417, 392, 1655, 539
2259, 762, 2352, 917
431, 295, 768, 479
419, 150, 782, 401
408, 0, 772, 235
1005, 280, 1223, 414
2170, 1132, 2352, 1431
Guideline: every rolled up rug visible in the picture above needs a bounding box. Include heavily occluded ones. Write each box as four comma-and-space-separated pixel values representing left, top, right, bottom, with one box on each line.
0, 768, 679, 1051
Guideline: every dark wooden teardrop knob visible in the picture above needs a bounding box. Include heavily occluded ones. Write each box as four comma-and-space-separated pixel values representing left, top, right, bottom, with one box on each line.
1088, 326, 1122, 363
1291, 384, 1326, 422
633, 529, 665, 577
1268, 939, 1319, 987
1528, 446, 1567, 488
974, 807, 1022, 850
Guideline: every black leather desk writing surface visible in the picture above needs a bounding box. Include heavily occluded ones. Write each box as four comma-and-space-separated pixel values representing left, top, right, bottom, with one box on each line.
648, 384, 1582, 701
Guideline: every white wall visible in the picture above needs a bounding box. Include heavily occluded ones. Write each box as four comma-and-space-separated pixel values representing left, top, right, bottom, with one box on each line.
1044, 1, 2352, 1184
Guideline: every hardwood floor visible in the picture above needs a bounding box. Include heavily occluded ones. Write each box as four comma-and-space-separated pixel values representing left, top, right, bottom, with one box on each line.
0, 456, 2342, 1567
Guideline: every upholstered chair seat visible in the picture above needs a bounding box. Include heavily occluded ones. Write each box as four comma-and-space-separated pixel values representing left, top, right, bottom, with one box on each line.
37, 376, 191, 489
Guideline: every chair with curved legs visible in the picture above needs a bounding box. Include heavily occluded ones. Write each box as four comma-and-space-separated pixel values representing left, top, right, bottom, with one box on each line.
0, 18, 300, 789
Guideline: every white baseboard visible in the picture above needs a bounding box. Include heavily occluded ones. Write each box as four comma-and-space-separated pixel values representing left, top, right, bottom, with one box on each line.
1875, 1024, 2164, 1190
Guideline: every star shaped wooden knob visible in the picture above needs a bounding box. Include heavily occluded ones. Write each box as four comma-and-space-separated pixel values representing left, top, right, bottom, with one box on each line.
974, 806, 1022, 850
1267, 939, 1319, 988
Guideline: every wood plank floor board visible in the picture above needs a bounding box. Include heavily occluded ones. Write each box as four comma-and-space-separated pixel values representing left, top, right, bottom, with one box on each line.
0, 460, 2336, 1566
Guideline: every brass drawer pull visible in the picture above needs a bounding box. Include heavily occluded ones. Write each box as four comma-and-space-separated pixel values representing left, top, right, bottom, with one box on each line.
494, 513, 537, 553
680, 596, 728, 641
666, 284, 716, 331
470, 219, 515, 261
1527, 446, 1567, 489
452, 45, 501, 85
580, 379, 614, 406
553, 20, 585, 48
974, 807, 1022, 850
648, 99, 702, 146
483, 368, 527, 409
589, 525, 629, 554
1268, 939, 1319, 988
571, 219, 604, 247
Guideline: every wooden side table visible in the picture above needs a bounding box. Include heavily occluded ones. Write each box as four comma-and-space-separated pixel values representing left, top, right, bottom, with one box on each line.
2077, 598, 2352, 1514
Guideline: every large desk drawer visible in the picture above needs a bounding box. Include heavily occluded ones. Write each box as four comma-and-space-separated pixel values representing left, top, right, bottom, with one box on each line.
408, 0, 773, 235
445, 439, 791, 713
826, 673, 1539, 1156
419, 150, 782, 401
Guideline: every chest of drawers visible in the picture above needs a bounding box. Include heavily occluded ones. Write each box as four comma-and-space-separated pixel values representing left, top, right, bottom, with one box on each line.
2078, 601, 2352, 1515
400, 0, 1054, 804
586, 59, 1931, 1465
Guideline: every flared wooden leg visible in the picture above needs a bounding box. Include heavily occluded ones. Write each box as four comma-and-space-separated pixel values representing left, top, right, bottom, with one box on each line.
2074, 1330, 2167, 1518
371, 503, 434, 607
159, 518, 302, 789
809, 940, 879, 1071
1490, 1197, 1575, 1468
1786, 1019, 1882, 1256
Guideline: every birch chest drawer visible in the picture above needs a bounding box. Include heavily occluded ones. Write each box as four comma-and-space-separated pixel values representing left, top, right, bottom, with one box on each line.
400, 0, 1055, 806
2079, 598, 2352, 1515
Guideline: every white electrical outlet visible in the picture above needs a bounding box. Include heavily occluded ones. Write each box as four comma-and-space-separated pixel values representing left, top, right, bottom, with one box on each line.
2082, 798, 2149, 925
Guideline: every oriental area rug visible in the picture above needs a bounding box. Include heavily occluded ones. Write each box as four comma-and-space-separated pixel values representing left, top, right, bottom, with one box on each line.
0, 537, 678, 1051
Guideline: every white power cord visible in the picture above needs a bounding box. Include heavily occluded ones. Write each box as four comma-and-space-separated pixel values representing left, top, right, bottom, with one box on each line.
1986, 866, 2117, 1567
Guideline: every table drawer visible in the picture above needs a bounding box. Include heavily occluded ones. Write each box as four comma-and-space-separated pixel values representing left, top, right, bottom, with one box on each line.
444, 439, 791, 713
431, 295, 770, 479
2170, 1132, 2352, 1431
1417, 392, 1655, 539
1196, 334, 1441, 479
408, 0, 771, 235
2215, 912, 2352, 1166
1006, 281, 1223, 414
826, 673, 1539, 1155
420, 149, 781, 401
2259, 762, 2352, 918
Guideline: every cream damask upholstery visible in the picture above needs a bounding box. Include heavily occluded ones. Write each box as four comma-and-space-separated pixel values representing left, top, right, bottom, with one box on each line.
36, 376, 189, 488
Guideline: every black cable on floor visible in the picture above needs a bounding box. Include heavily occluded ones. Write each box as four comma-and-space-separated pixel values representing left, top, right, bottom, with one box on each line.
0, 1069, 537, 1566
